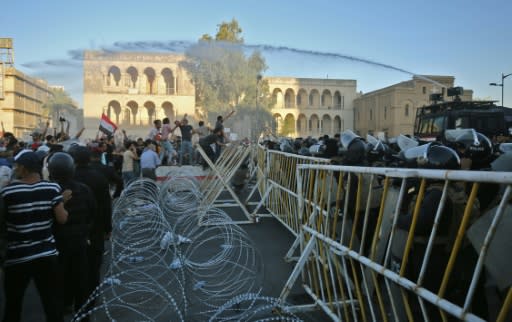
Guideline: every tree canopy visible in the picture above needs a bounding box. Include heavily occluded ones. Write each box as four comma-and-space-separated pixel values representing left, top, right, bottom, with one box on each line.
180, 19, 272, 129
42, 87, 76, 116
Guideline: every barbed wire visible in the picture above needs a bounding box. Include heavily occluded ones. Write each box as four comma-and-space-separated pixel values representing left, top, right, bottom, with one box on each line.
71, 176, 298, 321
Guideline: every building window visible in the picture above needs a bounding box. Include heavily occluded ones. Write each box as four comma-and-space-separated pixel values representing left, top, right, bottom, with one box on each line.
370, 109, 373, 120
297, 95, 301, 106
422, 86, 427, 94
384, 106, 387, 120
441, 87, 445, 96
405, 104, 409, 117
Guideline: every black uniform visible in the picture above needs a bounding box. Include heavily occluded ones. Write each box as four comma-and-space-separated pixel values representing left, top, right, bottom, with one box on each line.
53, 180, 96, 312
90, 160, 123, 198
73, 165, 112, 307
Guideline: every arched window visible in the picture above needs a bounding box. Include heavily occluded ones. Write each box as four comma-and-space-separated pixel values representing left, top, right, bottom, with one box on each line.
107, 66, 121, 86
126, 66, 138, 88
144, 67, 156, 94
162, 68, 175, 95
405, 104, 409, 117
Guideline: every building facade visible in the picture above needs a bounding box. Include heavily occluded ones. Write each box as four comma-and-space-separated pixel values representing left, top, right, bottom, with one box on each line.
83, 51, 196, 139
354, 75, 473, 137
0, 67, 53, 139
268, 77, 357, 138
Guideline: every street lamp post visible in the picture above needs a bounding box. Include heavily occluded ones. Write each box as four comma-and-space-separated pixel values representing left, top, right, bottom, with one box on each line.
490, 72, 512, 107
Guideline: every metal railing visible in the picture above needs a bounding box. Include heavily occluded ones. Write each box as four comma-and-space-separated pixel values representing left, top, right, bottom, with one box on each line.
276, 164, 512, 321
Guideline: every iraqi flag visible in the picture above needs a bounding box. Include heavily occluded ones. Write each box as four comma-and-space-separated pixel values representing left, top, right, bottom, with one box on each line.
99, 114, 117, 136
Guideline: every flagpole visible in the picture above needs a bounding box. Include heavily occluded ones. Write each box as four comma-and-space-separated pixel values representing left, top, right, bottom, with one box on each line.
97, 112, 103, 140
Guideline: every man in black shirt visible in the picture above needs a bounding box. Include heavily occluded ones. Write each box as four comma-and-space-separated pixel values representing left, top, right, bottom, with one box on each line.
48, 152, 97, 314
70, 147, 112, 310
199, 127, 224, 167
178, 118, 194, 165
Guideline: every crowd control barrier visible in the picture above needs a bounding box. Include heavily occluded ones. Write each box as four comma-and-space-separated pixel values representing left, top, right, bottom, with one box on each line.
276, 164, 512, 322
249, 146, 331, 248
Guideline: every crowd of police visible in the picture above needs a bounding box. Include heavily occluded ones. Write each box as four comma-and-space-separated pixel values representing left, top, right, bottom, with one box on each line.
261, 129, 512, 320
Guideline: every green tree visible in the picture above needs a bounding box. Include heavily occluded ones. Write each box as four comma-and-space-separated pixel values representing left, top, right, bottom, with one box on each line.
201, 18, 243, 43
42, 87, 76, 116
181, 19, 271, 132
279, 117, 295, 137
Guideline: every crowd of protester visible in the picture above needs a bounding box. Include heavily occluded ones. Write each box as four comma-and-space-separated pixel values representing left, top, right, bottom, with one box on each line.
0, 111, 244, 321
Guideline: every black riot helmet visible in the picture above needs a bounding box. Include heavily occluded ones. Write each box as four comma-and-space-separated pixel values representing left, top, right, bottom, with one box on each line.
444, 129, 493, 168
343, 138, 367, 165
403, 143, 460, 170
366, 134, 390, 163
48, 152, 75, 182
69, 146, 91, 166
340, 130, 360, 149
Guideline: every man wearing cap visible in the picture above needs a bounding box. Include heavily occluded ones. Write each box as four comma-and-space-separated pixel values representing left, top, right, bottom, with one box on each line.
1, 150, 69, 322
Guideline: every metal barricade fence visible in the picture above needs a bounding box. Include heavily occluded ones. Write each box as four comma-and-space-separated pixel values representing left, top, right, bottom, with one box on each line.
278, 164, 512, 322
196, 143, 253, 223
250, 146, 331, 239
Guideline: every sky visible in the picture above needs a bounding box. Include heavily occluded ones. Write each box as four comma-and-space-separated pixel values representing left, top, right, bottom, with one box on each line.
1, 0, 511, 107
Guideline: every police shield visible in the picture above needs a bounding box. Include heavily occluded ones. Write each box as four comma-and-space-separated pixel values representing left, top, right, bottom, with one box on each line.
444, 128, 479, 146
467, 204, 512, 291
340, 129, 360, 149
491, 152, 512, 172
397, 134, 419, 152
403, 143, 431, 166
498, 143, 512, 154
366, 134, 379, 148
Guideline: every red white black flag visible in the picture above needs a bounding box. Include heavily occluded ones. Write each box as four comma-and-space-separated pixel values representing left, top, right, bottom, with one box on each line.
99, 113, 117, 135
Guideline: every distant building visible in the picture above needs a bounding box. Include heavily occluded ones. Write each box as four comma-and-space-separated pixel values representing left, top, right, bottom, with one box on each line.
267, 77, 358, 137
354, 75, 473, 137
0, 41, 83, 141
0, 66, 53, 139
83, 51, 196, 139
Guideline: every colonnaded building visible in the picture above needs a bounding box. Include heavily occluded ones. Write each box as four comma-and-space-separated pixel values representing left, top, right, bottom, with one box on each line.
354, 75, 473, 137
82, 50, 473, 141
268, 77, 357, 138
83, 51, 196, 139
83, 50, 358, 139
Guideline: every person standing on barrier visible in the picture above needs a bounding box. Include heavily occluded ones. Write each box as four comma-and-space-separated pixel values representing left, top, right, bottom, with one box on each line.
159, 118, 177, 165
177, 117, 194, 166
1, 150, 68, 322
70, 146, 112, 313
199, 127, 225, 169
214, 110, 234, 161
48, 152, 96, 315
194, 121, 210, 165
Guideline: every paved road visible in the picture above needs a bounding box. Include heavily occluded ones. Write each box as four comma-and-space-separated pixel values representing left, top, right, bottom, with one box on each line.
0, 184, 328, 321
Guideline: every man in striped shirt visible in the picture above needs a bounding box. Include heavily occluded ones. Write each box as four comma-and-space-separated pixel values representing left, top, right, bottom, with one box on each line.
1, 150, 68, 322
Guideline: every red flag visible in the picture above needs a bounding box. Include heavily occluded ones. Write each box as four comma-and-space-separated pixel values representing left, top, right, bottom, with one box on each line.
99, 114, 117, 136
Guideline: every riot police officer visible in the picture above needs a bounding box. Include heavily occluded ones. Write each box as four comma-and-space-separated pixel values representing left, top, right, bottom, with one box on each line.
49, 152, 97, 315
392, 143, 487, 319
